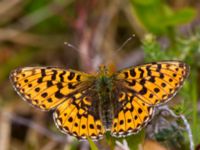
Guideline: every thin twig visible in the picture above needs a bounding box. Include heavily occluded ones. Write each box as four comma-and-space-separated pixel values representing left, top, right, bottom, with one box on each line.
0, 28, 66, 47
158, 106, 194, 150
9, 0, 73, 30
122, 0, 147, 38
78, 30, 94, 72
40, 141, 58, 150
0, 0, 27, 25
0, 108, 11, 150
91, 0, 121, 68
0, 0, 73, 43
92, 0, 121, 52
180, 115, 194, 150
2, 111, 70, 143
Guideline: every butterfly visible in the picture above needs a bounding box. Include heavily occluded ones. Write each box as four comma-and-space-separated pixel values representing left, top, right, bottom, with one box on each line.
10, 61, 189, 141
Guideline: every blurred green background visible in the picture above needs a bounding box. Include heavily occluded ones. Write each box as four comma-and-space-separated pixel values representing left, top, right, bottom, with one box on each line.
0, 0, 199, 150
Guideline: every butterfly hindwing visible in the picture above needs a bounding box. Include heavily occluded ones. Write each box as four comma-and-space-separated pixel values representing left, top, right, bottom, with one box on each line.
53, 90, 105, 140
111, 91, 154, 137
111, 61, 189, 137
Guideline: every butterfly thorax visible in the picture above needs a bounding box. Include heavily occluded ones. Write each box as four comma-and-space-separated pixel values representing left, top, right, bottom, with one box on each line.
96, 66, 114, 130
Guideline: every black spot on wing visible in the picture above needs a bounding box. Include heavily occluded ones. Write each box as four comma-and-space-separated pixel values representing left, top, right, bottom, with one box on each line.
146, 66, 152, 76
149, 77, 155, 83
59, 71, 66, 82
119, 120, 124, 125
57, 82, 64, 89
130, 69, 136, 77
139, 87, 147, 95
68, 83, 76, 89
160, 73, 164, 79
51, 70, 57, 80
156, 64, 162, 71
41, 69, 46, 77
47, 98, 53, 102
76, 75, 81, 81
41, 92, 48, 98
139, 79, 146, 85
47, 81, 53, 87
139, 68, 144, 78
127, 80, 136, 86
35, 87, 40, 92
138, 108, 142, 114
68, 117, 73, 122
154, 88, 160, 93
55, 91, 65, 98
68, 72, 75, 80
89, 124, 94, 129
124, 72, 128, 78
37, 78, 43, 83
161, 82, 166, 87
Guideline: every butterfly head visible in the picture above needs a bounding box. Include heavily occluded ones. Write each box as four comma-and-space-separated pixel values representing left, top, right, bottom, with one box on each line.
98, 65, 108, 76
97, 65, 108, 82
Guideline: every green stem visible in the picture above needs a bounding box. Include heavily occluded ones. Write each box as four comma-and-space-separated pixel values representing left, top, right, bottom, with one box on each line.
190, 69, 198, 144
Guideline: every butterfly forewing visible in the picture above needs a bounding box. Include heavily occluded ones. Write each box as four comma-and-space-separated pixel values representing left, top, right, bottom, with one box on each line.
111, 61, 189, 137
115, 61, 189, 105
10, 67, 92, 110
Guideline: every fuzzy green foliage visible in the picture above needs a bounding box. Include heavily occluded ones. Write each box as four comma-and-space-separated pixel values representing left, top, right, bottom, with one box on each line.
130, 0, 196, 34
142, 33, 200, 148
155, 125, 188, 150
23, 0, 69, 33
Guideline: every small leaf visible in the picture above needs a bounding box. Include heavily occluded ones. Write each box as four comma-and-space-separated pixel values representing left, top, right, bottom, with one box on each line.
126, 130, 145, 150
87, 138, 98, 150
163, 8, 196, 26
132, 0, 160, 6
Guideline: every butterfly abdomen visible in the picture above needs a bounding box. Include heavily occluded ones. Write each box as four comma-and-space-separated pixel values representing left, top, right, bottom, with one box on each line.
100, 92, 113, 130
97, 75, 114, 130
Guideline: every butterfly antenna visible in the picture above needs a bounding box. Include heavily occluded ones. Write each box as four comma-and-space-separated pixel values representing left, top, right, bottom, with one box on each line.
64, 42, 80, 53
116, 34, 135, 52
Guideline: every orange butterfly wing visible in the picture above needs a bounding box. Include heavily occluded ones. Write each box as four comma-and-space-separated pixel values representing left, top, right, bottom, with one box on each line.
111, 61, 189, 137
10, 67, 105, 140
